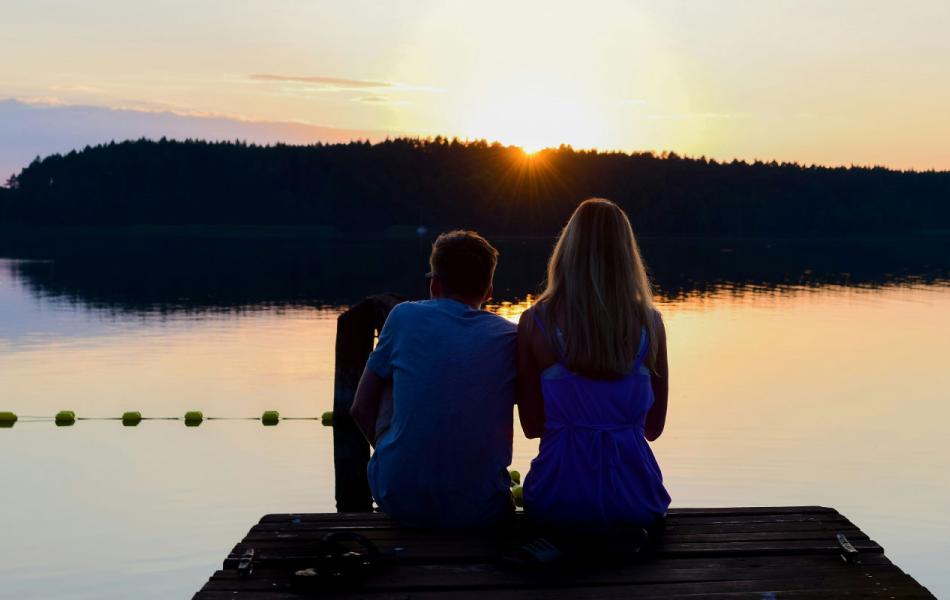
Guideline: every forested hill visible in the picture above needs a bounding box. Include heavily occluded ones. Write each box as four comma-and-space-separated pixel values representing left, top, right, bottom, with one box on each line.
2, 138, 949, 237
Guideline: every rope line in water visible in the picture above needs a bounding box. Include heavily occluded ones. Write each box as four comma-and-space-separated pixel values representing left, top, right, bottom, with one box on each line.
0, 410, 334, 428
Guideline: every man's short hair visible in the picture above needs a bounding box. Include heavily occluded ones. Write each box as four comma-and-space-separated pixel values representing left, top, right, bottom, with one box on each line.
429, 230, 499, 299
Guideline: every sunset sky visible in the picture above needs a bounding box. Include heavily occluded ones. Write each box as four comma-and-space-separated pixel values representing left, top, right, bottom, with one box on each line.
2, 0, 949, 176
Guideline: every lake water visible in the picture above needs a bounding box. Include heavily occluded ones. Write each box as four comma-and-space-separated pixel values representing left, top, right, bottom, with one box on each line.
1, 236, 949, 599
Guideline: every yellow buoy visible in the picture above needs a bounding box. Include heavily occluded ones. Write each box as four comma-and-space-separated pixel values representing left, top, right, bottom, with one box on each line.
261, 410, 280, 426
184, 411, 203, 426
512, 485, 524, 508
55, 411, 76, 426
321, 411, 333, 426
122, 411, 142, 426
509, 470, 521, 485
0, 412, 16, 428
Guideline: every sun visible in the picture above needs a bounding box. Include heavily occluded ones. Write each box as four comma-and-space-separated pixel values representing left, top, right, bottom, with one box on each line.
462, 87, 607, 152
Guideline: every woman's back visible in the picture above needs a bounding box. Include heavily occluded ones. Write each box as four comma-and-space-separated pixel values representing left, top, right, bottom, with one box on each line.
516, 198, 670, 529
522, 310, 670, 528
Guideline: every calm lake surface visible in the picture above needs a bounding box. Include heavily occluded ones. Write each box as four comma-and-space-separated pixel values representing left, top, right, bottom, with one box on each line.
2, 236, 949, 599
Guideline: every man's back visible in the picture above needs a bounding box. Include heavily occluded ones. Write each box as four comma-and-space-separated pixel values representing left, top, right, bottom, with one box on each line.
365, 298, 517, 528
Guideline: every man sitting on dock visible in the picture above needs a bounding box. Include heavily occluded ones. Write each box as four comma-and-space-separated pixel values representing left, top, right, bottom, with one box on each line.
351, 230, 517, 528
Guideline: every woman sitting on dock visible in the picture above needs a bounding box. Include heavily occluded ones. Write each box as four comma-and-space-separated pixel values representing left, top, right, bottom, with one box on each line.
517, 198, 671, 529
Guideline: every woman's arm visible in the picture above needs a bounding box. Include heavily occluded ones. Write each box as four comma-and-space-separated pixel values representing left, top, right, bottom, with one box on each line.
645, 312, 668, 442
517, 308, 546, 439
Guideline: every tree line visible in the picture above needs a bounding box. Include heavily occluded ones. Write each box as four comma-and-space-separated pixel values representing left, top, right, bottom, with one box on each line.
2, 137, 949, 236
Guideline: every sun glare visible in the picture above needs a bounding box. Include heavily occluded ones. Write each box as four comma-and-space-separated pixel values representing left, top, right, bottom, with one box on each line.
463, 87, 607, 153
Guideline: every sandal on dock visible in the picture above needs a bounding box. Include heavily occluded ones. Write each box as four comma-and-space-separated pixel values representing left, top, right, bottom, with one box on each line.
501, 526, 651, 569
499, 537, 564, 568
292, 531, 384, 589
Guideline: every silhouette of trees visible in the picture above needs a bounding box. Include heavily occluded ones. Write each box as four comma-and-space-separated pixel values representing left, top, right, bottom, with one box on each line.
1, 137, 948, 236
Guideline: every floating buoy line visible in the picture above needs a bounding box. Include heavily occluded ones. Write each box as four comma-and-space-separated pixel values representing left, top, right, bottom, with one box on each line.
1, 409, 526, 505
0, 410, 335, 428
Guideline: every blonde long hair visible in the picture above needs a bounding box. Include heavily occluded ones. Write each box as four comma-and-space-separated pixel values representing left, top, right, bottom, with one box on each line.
537, 198, 657, 378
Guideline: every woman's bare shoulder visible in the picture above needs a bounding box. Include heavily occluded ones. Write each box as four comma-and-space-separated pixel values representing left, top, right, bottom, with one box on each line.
517, 305, 537, 335
518, 304, 551, 349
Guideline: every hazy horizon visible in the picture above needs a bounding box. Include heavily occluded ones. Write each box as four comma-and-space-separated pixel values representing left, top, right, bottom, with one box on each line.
5, 96, 949, 185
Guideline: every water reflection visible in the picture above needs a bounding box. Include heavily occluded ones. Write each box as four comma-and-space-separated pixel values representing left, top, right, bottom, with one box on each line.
3, 237, 950, 599
2, 235, 950, 313
485, 296, 535, 323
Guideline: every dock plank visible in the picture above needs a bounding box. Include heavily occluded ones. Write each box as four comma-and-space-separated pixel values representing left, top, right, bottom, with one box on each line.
203, 558, 908, 590
194, 507, 934, 599
242, 527, 869, 545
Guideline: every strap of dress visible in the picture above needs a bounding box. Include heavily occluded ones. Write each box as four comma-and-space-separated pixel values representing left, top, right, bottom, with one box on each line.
533, 305, 567, 362
535, 305, 650, 370
633, 308, 661, 371
632, 327, 650, 370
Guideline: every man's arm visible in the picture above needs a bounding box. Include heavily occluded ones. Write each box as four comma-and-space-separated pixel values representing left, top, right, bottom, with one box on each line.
351, 366, 387, 447
352, 304, 401, 448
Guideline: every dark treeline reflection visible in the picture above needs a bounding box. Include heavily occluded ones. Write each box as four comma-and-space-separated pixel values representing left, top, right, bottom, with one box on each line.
3, 235, 950, 313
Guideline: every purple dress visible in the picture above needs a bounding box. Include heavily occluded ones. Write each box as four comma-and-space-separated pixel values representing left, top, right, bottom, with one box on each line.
523, 313, 671, 528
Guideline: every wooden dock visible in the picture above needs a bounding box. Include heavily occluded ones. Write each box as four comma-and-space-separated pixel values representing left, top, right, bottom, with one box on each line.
193, 506, 934, 599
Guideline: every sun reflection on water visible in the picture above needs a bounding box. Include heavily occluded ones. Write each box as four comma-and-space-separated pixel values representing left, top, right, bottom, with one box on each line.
485, 294, 535, 323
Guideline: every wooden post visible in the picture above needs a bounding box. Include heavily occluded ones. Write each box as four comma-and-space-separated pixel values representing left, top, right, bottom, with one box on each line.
332, 293, 405, 512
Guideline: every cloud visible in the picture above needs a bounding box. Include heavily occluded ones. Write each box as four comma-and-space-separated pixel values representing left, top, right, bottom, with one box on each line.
18, 96, 66, 106
249, 74, 445, 94
249, 74, 390, 89
355, 95, 394, 104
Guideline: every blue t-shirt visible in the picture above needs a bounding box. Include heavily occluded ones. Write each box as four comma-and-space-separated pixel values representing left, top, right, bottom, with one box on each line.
365, 298, 517, 528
